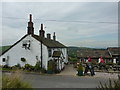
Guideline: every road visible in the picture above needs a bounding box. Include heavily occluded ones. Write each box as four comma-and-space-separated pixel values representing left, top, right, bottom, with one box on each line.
2, 64, 119, 88
22, 74, 110, 88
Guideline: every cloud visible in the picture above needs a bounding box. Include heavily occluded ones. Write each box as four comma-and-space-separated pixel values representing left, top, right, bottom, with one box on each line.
1, 2, 118, 48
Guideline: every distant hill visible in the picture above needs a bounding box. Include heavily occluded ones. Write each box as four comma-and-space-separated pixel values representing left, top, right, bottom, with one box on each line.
0, 45, 11, 55
0, 45, 105, 56
67, 46, 106, 58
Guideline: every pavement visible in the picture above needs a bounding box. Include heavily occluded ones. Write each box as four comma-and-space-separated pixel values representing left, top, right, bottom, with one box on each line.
56, 64, 77, 76
57, 64, 119, 79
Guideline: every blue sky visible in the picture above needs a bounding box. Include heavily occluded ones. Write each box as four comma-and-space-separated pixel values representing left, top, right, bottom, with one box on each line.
1, 2, 118, 48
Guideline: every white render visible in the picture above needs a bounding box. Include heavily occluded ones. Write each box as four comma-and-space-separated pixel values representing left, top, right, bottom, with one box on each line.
0, 34, 68, 70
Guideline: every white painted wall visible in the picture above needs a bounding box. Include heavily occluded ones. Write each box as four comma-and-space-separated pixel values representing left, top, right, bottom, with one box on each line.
0, 35, 48, 70
47, 47, 68, 70
0, 35, 68, 71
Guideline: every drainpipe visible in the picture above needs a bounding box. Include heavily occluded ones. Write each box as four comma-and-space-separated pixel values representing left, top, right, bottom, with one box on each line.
41, 41, 43, 68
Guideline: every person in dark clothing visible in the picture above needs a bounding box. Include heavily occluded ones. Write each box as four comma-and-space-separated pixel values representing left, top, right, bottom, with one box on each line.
84, 56, 95, 76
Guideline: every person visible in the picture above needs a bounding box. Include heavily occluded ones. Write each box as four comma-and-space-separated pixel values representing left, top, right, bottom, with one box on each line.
84, 56, 95, 76
98, 57, 106, 70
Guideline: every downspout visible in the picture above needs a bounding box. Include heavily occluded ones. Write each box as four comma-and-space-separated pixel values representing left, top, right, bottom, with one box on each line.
41, 41, 43, 68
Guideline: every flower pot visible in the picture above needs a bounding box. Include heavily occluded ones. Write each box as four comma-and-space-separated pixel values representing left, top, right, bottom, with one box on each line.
77, 71, 83, 76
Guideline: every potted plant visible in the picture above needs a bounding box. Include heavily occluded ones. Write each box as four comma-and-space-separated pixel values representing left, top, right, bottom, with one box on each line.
77, 63, 83, 76
47, 60, 54, 74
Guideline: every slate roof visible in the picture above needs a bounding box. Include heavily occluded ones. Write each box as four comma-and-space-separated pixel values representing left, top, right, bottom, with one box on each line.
107, 47, 120, 56
77, 49, 111, 58
0, 34, 66, 56
33, 35, 66, 48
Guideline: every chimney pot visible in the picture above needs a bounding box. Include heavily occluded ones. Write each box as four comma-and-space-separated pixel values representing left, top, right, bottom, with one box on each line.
30, 14, 32, 22
39, 24, 45, 37
47, 33, 51, 39
53, 32, 56, 41
41, 24, 43, 30
27, 14, 34, 35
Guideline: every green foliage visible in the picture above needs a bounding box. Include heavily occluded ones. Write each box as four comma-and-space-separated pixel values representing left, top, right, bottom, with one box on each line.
47, 60, 55, 71
2, 71, 32, 89
0, 45, 11, 54
98, 75, 120, 89
12, 63, 21, 70
23, 64, 34, 71
68, 47, 78, 58
34, 61, 41, 71
41, 68, 47, 73
3, 65, 11, 69
77, 63, 83, 71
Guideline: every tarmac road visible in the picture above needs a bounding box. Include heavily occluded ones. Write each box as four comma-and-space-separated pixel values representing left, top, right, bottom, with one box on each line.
2, 64, 119, 88
22, 73, 112, 88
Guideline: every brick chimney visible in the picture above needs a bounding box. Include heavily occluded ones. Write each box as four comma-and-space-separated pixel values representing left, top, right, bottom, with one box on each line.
47, 33, 51, 39
27, 14, 34, 35
39, 24, 45, 37
53, 32, 56, 41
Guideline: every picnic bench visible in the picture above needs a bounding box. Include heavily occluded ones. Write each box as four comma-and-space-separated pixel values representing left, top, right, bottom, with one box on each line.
112, 65, 120, 71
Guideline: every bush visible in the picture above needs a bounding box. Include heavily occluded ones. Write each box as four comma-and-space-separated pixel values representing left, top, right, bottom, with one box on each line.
41, 68, 47, 73
14, 63, 21, 69
2, 71, 32, 89
47, 60, 55, 73
34, 61, 41, 72
3, 65, 10, 69
77, 63, 83, 76
77, 63, 83, 71
23, 64, 34, 71
98, 75, 120, 89
48, 60, 54, 70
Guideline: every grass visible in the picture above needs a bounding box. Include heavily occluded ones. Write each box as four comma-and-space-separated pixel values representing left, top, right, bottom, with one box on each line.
2, 71, 32, 89
0, 45, 11, 54
98, 75, 120, 89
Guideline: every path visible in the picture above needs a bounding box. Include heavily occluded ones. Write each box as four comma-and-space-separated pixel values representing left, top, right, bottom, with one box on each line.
57, 64, 77, 76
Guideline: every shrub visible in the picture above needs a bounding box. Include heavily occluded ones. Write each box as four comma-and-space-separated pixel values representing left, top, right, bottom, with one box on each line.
23, 64, 34, 71
47, 60, 55, 73
77, 63, 84, 76
2, 71, 32, 89
98, 75, 120, 89
41, 68, 47, 73
34, 61, 41, 72
15, 63, 21, 69
3, 65, 10, 69
48, 60, 53, 71
77, 63, 83, 71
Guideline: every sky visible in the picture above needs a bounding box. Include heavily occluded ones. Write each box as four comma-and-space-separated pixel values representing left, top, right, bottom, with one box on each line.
0, 1, 119, 48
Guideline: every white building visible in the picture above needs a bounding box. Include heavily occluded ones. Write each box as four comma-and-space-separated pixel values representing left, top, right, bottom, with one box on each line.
0, 14, 68, 71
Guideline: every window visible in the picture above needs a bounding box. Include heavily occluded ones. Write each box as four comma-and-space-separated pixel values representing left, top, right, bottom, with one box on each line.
2, 58, 6, 62
22, 40, 31, 50
21, 58, 26, 62
48, 49, 52, 57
